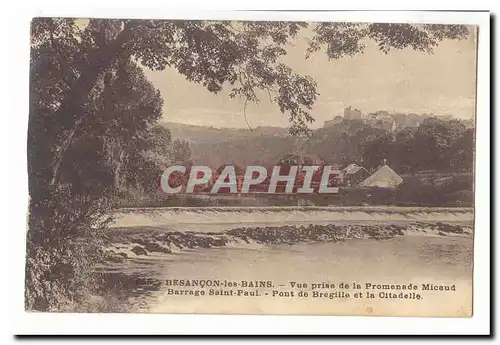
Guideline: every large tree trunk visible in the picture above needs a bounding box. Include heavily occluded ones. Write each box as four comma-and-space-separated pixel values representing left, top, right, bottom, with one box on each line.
49, 118, 82, 186
48, 28, 132, 187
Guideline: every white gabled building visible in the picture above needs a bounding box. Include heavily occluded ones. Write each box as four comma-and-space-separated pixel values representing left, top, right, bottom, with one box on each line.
359, 165, 403, 189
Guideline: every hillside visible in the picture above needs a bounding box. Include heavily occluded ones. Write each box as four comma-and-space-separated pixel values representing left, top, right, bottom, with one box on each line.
160, 114, 473, 174
160, 121, 294, 167
161, 121, 289, 144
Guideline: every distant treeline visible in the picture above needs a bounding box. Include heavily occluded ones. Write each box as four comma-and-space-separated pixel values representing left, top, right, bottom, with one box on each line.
180, 116, 474, 176
301, 116, 474, 174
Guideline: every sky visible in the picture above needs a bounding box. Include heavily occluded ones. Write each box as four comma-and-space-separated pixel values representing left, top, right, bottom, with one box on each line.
143, 23, 478, 129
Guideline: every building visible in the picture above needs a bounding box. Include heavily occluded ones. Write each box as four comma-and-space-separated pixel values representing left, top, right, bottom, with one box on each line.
344, 106, 363, 120
359, 164, 403, 189
342, 163, 371, 186
209, 164, 246, 192
367, 112, 397, 132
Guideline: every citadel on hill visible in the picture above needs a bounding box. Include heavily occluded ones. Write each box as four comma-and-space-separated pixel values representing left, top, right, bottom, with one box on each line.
323, 106, 471, 132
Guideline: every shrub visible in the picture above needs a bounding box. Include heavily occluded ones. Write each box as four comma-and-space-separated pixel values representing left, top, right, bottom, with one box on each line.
25, 187, 114, 311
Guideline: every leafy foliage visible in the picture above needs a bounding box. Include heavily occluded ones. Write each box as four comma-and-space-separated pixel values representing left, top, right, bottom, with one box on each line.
308, 23, 469, 58
25, 187, 114, 310
304, 117, 474, 174
184, 116, 474, 177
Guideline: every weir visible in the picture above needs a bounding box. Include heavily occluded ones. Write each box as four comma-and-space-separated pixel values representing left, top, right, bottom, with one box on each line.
109, 206, 474, 232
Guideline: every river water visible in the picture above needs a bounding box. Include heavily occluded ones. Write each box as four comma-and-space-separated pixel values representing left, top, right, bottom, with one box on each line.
103, 207, 474, 317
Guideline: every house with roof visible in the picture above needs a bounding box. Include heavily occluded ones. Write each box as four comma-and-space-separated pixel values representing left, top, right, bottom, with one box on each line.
359, 164, 403, 189
342, 163, 371, 186
209, 164, 246, 193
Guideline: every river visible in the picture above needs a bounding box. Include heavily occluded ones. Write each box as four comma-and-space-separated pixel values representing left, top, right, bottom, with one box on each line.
98, 206, 474, 317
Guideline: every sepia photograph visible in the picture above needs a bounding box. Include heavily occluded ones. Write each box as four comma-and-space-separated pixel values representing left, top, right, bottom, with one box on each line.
24, 12, 483, 321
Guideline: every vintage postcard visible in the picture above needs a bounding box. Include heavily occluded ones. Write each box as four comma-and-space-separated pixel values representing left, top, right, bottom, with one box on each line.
26, 15, 479, 318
